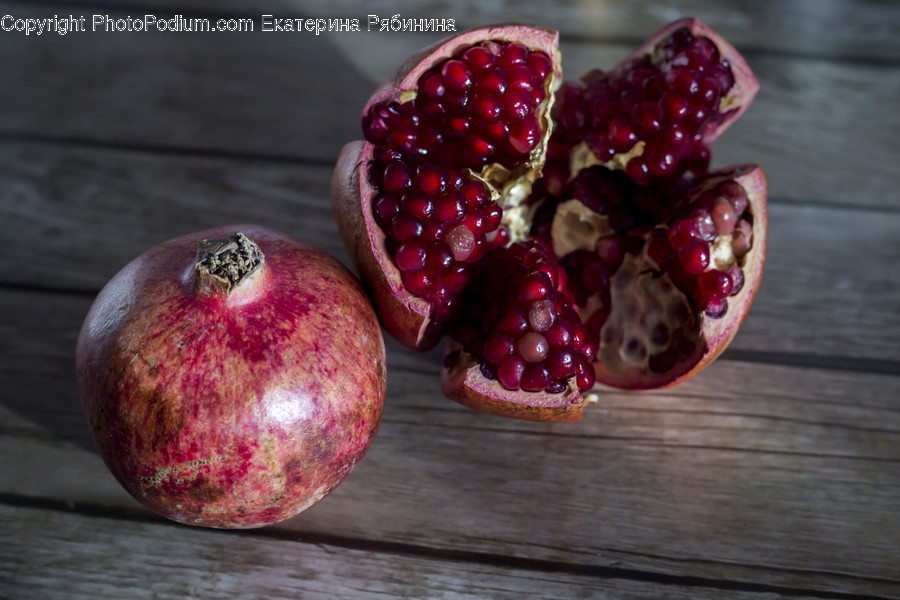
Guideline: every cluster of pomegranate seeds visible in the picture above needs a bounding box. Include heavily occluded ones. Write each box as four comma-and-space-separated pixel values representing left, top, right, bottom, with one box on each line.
649, 178, 752, 317
452, 241, 597, 393
553, 27, 735, 183
363, 41, 553, 328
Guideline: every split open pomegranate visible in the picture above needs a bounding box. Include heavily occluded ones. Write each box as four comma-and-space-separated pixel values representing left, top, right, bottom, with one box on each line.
333, 19, 766, 421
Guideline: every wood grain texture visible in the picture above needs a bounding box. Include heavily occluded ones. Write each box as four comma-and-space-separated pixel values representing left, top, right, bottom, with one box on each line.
2, 291, 899, 598
33, 0, 900, 60
2, 142, 898, 364
1, 2, 898, 211
1, 503, 851, 600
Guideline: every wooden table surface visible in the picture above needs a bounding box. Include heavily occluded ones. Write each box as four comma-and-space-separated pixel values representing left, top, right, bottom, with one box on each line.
2, 1, 899, 598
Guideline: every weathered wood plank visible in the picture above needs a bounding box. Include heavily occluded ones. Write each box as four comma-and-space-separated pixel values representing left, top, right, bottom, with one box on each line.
2, 290, 898, 597
45, 0, 900, 60
0, 504, 842, 600
2, 143, 898, 362
1, 2, 897, 210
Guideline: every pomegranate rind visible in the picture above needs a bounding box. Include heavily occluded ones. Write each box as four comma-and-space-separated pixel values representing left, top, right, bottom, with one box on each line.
442, 349, 584, 422
332, 141, 435, 349
368, 24, 560, 110
615, 17, 759, 144
331, 25, 561, 351
77, 224, 386, 528
592, 165, 767, 390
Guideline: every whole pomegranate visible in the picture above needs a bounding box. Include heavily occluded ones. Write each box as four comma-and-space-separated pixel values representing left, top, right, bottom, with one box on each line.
333, 19, 766, 421
76, 225, 385, 528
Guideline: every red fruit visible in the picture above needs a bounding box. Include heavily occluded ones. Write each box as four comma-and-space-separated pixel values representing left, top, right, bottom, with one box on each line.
76, 226, 386, 528
333, 21, 765, 421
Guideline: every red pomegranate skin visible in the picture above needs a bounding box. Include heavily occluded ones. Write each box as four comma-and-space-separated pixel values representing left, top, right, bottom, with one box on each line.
76, 225, 386, 528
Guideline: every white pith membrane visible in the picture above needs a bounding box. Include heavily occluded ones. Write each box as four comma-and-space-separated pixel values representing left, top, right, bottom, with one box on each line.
545, 175, 753, 387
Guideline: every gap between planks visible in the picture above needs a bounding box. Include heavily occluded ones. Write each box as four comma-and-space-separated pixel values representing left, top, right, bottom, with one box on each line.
0, 491, 895, 600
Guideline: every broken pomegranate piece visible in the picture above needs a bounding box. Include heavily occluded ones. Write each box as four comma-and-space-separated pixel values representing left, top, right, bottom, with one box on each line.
332, 19, 766, 421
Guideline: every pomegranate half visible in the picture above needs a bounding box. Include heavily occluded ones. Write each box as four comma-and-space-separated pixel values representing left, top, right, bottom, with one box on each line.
333, 20, 766, 421
76, 225, 386, 528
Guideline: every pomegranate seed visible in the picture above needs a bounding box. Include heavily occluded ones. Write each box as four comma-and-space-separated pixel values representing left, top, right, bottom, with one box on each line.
383, 161, 412, 194
545, 320, 572, 347
445, 116, 469, 138
719, 181, 748, 215
694, 210, 717, 241
444, 265, 469, 293
402, 270, 431, 296
497, 356, 526, 390
646, 146, 677, 176
425, 243, 453, 276
507, 64, 536, 92
422, 219, 445, 241
464, 135, 495, 165
661, 125, 687, 151
400, 192, 434, 220
373, 195, 400, 226
607, 117, 638, 153
462, 213, 485, 238
661, 92, 690, 123
596, 235, 624, 268
509, 117, 541, 153
469, 96, 502, 123
521, 272, 551, 302
445, 224, 476, 262
626, 157, 649, 182
732, 219, 753, 258
545, 380, 567, 394
520, 363, 551, 392
528, 299, 557, 332
497, 307, 529, 336
416, 164, 447, 196
668, 219, 699, 249
484, 203, 502, 232
705, 298, 728, 319
502, 90, 532, 121
499, 43, 528, 67
697, 269, 733, 301
517, 332, 549, 363
527, 51, 553, 79
474, 67, 507, 96
389, 213, 424, 242
711, 196, 736, 234
574, 355, 595, 391
631, 101, 662, 134
395, 240, 427, 272
582, 262, 609, 292
727, 262, 744, 296
441, 60, 473, 93
669, 69, 700, 97
423, 74, 446, 100
462, 46, 495, 71
678, 240, 710, 274
698, 78, 720, 106
386, 130, 418, 153
480, 362, 497, 380
547, 347, 576, 379
483, 334, 514, 365
435, 192, 467, 224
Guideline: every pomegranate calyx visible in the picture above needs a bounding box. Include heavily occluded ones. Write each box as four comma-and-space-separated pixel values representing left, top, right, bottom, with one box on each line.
194, 232, 264, 295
